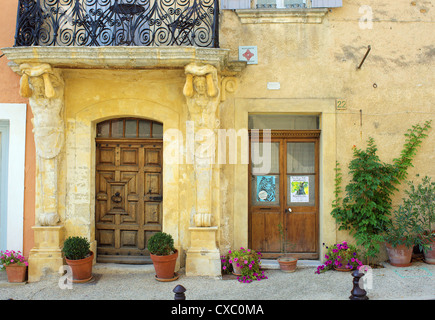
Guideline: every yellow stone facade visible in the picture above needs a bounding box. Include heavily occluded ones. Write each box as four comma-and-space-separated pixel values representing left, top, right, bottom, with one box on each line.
2, 0, 435, 281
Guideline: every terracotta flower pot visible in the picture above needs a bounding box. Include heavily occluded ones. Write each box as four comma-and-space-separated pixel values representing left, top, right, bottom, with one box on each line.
385, 242, 413, 267
232, 262, 242, 276
333, 261, 353, 272
5, 264, 27, 283
423, 237, 435, 265
150, 249, 178, 280
65, 251, 94, 283
277, 256, 298, 273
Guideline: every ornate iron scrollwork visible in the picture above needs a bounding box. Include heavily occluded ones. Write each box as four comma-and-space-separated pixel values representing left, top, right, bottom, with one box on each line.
14, 0, 219, 48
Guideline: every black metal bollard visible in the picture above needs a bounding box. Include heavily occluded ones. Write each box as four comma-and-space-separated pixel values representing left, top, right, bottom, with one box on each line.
173, 284, 186, 300
349, 269, 369, 300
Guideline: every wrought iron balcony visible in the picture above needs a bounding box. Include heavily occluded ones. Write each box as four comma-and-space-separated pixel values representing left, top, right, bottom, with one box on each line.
14, 0, 219, 48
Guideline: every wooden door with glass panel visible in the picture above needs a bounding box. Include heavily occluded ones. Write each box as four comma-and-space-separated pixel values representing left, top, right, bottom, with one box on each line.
95, 118, 163, 264
249, 130, 320, 259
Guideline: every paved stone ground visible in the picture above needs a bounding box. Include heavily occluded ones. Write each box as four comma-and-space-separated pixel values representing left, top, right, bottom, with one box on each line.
1, 260, 434, 301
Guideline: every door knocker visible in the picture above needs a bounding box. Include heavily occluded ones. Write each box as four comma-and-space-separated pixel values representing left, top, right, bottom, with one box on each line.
111, 192, 122, 203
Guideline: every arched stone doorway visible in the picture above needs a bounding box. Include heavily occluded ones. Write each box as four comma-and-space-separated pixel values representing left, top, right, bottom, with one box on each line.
95, 118, 163, 264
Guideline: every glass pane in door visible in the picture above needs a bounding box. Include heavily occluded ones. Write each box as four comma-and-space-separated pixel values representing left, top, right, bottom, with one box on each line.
251, 142, 280, 206
287, 142, 315, 207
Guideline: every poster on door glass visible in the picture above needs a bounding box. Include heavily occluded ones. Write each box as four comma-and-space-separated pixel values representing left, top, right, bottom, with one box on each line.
256, 175, 276, 202
290, 176, 309, 202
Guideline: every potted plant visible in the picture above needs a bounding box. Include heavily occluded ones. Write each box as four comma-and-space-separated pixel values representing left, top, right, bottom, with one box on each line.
148, 232, 178, 281
315, 241, 363, 274
62, 236, 93, 283
383, 205, 429, 267
221, 247, 267, 283
0, 250, 28, 283
402, 176, 435, 264
277, 223, 298, 272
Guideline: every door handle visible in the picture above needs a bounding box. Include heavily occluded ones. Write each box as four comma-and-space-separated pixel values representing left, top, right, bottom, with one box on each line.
285, 208, 292, 213
150, 196, 163, 201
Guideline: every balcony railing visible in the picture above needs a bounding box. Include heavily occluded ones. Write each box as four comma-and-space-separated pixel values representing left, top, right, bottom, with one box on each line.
14, 0, 219, 48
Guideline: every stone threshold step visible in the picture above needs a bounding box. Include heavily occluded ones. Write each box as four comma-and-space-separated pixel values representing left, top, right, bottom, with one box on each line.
261, 259, 322, 269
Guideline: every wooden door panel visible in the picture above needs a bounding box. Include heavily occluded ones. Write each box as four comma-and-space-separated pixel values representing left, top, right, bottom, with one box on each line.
97, 229, 115, 247
145, 173, 161, 196
250, 211, 281, 253
120, 148, 138, 166
96, 138, 163, 264
98, 147, 116, 165
121, 230, 138, 248
145, 148, 161, 167
285, 212, 317, 252
145, 202, 161, 225
249, 131, 319, 259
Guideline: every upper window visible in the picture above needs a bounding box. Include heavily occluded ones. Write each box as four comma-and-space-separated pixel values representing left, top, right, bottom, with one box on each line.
96, 118, 163, 139
221, 0, 342, 9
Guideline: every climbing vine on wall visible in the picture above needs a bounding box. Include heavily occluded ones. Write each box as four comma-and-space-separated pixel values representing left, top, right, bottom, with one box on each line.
332, 120, 432, 262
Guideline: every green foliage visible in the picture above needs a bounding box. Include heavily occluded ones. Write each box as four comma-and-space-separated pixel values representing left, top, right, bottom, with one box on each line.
147, 232, 175, 256
403, 175, 435, 235
332, 121, 432, 261
221, 247, 267, 283
62, 236, 90, 260
316, 241, 362, 273
383, 205, 426, 249
386, 175, 435, 253
0, 250, 28, 268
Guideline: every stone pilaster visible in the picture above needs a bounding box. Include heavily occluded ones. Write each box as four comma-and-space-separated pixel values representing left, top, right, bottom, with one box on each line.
183, 63, 221, 276
19, 63, 65, 281
183, 63, 220, 227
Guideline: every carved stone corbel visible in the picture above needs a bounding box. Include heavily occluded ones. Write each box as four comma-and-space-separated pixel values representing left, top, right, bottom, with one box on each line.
221, 76, 239, 102
19, 63, 64, 226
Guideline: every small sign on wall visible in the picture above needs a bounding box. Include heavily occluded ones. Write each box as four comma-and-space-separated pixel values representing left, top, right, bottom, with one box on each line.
239, 46, 258, 65
336, 99, 347, 110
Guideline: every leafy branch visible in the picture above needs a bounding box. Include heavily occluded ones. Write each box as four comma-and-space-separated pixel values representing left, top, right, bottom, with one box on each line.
332, 121, 432, 262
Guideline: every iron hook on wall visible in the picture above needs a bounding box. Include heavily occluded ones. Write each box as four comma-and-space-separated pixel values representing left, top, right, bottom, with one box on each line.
357, 45, 371, 70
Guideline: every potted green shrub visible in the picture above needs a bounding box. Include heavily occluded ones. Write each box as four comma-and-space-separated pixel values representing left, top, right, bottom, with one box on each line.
62, 236, 93, 283
402, 176, 435, 264
277, 223, 297, 272
148, 232, 178, 281
383, 205, 428, 267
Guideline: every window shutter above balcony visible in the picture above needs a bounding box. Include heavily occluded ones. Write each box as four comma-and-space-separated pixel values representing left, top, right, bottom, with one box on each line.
221, 0, 251, 9
311, 0, 342, 7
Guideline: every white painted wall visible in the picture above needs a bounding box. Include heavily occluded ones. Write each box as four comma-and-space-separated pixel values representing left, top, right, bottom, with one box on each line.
0, 103, 26, 252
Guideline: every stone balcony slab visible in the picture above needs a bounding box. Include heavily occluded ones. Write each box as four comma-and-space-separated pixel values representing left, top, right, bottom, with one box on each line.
1, 46, 246, 74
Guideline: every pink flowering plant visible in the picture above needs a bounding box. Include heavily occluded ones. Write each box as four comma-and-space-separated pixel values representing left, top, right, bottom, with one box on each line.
315, 241, 363, 274
221, 247, 268, 283
0, 250, 28, 269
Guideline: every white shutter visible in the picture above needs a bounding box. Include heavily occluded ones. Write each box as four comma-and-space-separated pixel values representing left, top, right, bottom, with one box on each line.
311, 0, 342, 8
221, 0, 251, 9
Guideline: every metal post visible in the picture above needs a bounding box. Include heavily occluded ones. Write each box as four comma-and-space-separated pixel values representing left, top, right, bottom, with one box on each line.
349, 269, 369, 300
173, 284, 186, 300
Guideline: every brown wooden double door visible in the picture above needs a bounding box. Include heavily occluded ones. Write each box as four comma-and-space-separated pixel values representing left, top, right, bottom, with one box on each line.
249, 130, 320, 259
95, 139, 163, 264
